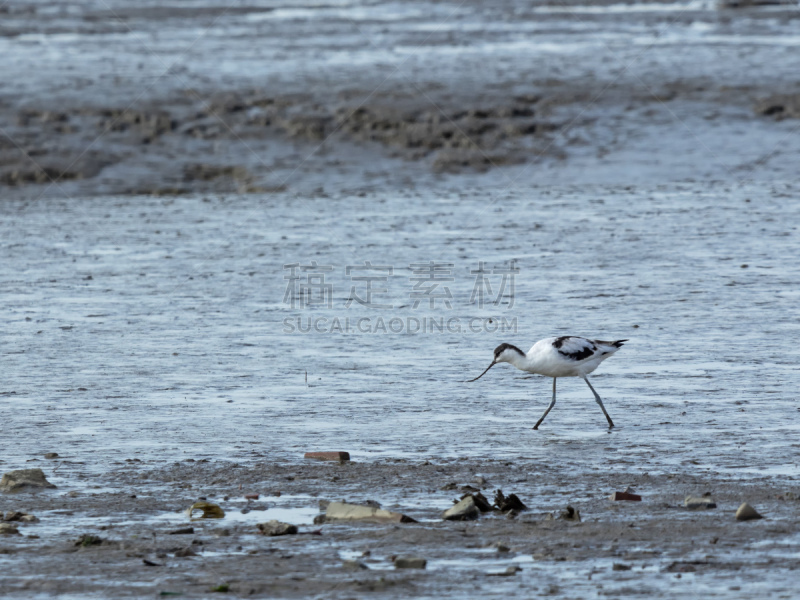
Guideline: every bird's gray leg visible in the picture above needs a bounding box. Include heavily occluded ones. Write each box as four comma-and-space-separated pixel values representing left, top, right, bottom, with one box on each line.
583, 376, 615, 428
533, 378, 557, 430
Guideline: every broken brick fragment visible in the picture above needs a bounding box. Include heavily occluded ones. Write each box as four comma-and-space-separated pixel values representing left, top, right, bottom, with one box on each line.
304, 451, 350, 461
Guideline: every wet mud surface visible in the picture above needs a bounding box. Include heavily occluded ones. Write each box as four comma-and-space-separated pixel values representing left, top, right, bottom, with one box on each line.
3, 1, 800, 598
3, 181, 800, 598
3, 459, 800, 599
3, 0, 800, 196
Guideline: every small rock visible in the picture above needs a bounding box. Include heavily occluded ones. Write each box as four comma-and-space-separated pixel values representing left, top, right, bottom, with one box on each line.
19, 514, 39, 523
394, 556, 427, 569
257, 520, 298, 536
0, 523, 21, 535
559, 506, 581, 522
174, 546, 198, 557
304, 451, 350, 461
244, 493, 259, 501
494, 490, 527, 512
613, 563, 632, 571
0, 468, 57, 492
735, 502, 763, 521
442, 496, 480, 521
491, 542, 511, 553
4, 512, 39, 523
325, 501, 416, 523
44, 453, 59, 459
342, 559, 369, 570
440, 482, 458, 491
684, 496, 717, 509
142, 559, 162, 567
167, 527, 194, 535
610, 491, 642, 502
462, 492, 493, 512
473, 476, 487, 486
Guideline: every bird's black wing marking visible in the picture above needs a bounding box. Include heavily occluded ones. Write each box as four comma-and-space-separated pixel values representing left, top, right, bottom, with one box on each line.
553, 336, 597, 361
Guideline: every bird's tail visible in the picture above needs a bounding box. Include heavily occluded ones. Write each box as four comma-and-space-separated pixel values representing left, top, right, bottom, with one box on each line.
596, 339, 628, 348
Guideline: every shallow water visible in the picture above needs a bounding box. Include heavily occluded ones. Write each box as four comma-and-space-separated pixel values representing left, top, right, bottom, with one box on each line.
3, 181, 799, 481
2, 0, 799, 105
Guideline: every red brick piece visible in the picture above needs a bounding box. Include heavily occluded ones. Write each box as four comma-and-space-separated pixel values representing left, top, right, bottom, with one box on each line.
304, 451, 350, 461
610, 491, 642, 502
244, 493, 259, 500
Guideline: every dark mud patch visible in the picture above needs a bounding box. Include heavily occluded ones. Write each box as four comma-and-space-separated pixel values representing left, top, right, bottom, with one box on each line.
756, 94, 800, 120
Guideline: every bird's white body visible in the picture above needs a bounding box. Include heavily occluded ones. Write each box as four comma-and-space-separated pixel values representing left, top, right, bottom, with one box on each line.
467, 336, 627, 429
501, 337, 624, 378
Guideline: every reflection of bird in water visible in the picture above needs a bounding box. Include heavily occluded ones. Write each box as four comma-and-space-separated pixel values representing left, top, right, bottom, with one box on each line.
467, 336, 627, 429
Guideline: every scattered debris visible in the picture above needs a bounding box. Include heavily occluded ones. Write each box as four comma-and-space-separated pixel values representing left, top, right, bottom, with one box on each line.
143, 558, 163, 567
735, 503, 763, 521
342, 559, 369, 570
4, 511, 38, 522
442, 495, 480, 521
174, 546, 198, 557
210, 583, 229, 592
75, 534, 102, 547
257, 520, 298, 536
684, 496, 717, 509
494, 490, 527, 512
440, 482, 458, 491
559, 506, 581, 522
0, 523, 21, 535
613, 563, 632, 571
324, 501, 416, 523
167, 527, 194, 535
394, 556, 427, 569
491, 542, 511, 553
44, 453, 59, 459
0, 468, 57, 492
487, 565, 521, 576
186, 501, 225, 520
610, 491, 642, 502
665, 561, 707, 573
304, 452, 350, 461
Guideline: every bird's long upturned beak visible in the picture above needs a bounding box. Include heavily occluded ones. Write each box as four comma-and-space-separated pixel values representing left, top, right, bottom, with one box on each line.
466, 361, 495, 382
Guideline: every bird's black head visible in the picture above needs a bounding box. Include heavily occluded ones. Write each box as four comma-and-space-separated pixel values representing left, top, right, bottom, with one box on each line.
467, 343, 525, 383
493, 343, 525, 362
